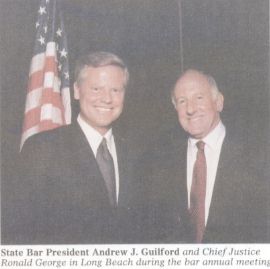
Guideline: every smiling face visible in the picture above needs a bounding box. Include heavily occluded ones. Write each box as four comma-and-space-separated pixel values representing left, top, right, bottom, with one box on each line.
172, 70, 224, 139
74, 65, 126, 135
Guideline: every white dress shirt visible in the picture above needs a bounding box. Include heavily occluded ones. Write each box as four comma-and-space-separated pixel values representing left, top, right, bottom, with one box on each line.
77, 115, 120, 203
187, 121, 226, 225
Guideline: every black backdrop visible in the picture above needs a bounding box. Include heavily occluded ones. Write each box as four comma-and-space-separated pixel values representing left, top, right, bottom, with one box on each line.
1, 0, 269, 234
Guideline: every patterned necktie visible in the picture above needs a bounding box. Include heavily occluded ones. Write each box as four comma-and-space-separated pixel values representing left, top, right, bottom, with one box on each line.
96, 138, 116, 207
189, 140, 207, 243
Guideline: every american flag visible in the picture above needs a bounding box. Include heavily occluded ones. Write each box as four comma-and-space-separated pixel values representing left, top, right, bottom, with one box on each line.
20, 0, 71, 150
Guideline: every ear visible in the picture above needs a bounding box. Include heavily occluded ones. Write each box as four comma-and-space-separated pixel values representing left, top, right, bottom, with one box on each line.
74, 82, 80, 100
216, 93, 224, 112
171, 97, 177, 109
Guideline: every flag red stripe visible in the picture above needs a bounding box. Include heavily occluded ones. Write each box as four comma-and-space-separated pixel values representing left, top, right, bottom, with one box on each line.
25, 87, 64, 110
29, 55, 56, 76
40, 88, 65, 108
23, 106, 42, 131
23, 89, 65, 132
28, 56, 57, 92
23, 105, 64, 132
41, 89, 65, 123
28, 70, 44, 92
43, 56, 57, 73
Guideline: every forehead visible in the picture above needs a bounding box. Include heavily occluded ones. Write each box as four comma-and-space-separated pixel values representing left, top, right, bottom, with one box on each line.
80, 65, 124, 76
79, 65, 125, 81
174, 72, 212, 97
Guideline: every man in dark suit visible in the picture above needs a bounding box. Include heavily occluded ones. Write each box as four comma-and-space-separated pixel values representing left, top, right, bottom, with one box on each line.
141, 69, 267, 243
4, 51, 136, 244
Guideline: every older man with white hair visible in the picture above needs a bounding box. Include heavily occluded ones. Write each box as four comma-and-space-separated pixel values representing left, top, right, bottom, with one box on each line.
140, 69, 266, 243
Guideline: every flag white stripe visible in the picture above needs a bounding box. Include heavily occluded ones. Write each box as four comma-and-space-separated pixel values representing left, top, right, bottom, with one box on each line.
29, 42, 56, 76
45, 42, 57, 57
44, 72, 55, 88
25, 87, 43, 113
40, 104, 63, 124
29, 53, 45, 75
53, 75, 61, 93
42, 72, 60, 93
24, 78, 61, 113
61, 86, 71, 124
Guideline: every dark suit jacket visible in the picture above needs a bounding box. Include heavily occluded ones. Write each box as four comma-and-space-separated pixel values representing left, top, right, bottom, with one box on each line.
3, 123, 136, 244
137, 126, 267, 243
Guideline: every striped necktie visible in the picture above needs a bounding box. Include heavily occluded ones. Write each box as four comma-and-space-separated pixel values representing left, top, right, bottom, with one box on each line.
96, 138, 116, 207
189, 140, 207, 243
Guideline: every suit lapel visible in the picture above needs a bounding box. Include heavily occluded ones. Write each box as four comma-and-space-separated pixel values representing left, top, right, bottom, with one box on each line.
204, 135, 240, 240
205, 138, 229, 229
170, 129, 188, 209
69, 123, 111, 204
114, 134, 131, 207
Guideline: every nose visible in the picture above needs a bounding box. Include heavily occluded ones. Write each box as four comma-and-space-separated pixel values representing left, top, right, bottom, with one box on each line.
186, 100, 196, 115
101, 88, 112, 103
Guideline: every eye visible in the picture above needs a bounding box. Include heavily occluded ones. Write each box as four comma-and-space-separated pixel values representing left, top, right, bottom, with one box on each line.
91, 87, 99, 92
112, 88, 123, 93
197, 95, 203, 100
177, 99, 185, 105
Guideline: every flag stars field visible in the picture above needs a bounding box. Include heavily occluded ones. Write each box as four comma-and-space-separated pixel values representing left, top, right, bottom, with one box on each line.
38, 35, 45, 45
38, 6, 46, 15
60, 48, 67, 58
56, 28, 62, 37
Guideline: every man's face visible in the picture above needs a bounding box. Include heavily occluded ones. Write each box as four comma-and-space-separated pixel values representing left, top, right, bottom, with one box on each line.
173, 71, 223, 139
74, 65, 126, 135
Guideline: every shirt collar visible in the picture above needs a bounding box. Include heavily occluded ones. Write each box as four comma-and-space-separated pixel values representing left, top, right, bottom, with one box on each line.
77, 114, 113, 156
189, 121, 226, 150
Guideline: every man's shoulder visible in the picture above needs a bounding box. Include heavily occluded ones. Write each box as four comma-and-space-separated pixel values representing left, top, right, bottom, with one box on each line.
21, 124, 79, 154
34, 124, 76, 139
221, 129, 250, 161
220, 128, 262, 184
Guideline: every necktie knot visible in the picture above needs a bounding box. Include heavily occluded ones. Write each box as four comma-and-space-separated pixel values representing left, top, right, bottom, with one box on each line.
101, 137, 107, 146
196, 140, 205, 151
98, 138, 110, 159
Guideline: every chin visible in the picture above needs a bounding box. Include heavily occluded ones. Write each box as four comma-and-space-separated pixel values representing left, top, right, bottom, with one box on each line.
189, 131, 204, 139
97, 121, 113, 129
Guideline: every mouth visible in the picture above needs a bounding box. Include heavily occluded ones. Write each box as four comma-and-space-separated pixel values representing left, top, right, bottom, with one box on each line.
95, 107, 113, 112
188, 116, 202, 122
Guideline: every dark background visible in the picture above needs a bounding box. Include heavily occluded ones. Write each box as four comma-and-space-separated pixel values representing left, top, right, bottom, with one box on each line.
1, 0, 269, 238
